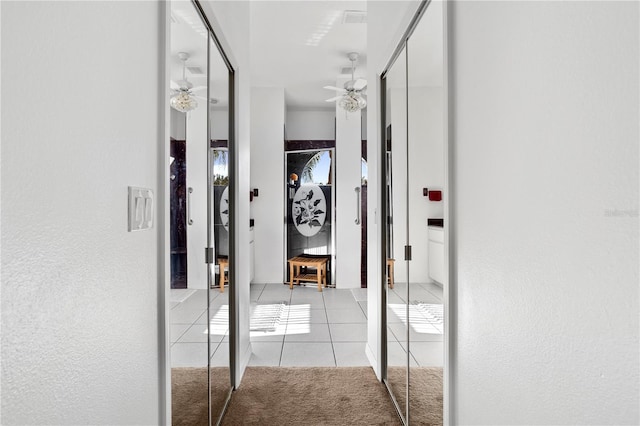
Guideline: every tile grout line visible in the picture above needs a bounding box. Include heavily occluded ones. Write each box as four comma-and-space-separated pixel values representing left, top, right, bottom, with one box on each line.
323, 290, 339, 367
278, 289, 293, 367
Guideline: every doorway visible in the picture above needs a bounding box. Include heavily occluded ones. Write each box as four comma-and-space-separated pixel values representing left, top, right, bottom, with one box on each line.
285, 148, 335, 287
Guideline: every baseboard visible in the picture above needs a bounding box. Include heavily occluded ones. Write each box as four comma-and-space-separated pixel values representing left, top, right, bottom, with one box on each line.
365, 343, 380, 380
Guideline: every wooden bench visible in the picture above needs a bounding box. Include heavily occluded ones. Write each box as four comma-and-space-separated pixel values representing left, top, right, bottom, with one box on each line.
387, 259, 395, 289
218, 258, 228, 293
287, 256, 328, 292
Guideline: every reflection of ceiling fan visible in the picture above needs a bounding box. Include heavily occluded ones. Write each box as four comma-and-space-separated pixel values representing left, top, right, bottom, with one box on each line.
324, 52, 367, 112
170, 52, 207, 112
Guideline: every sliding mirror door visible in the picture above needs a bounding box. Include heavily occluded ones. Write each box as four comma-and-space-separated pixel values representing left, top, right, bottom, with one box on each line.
383, 44, 409, 423
382, 1, 446, 424
208, 27, 232, 424
169, 1, 233, 424
406, 0, 445, 423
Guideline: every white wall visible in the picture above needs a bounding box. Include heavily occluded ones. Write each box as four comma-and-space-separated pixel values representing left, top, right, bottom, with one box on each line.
285, 109, 335, 140
251, 87, 285, 283
200, 0, 253, 386
1, 1, 162, 424
450, 1, 639, 424
335, 78, 363, 288
211, 109, 229, 140
391, 86, 445, 284
186, 105, 209, 289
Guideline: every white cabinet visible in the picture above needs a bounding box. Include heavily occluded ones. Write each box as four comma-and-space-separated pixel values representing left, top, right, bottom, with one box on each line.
428, 226, 445, 285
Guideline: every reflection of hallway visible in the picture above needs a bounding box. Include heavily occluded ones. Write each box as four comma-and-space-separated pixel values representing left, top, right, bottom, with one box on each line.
387, 283, 444, 367
249, 284, 369, 367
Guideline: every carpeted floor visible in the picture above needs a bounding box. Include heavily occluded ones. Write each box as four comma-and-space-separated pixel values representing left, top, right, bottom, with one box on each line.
172, 366, 443, 425
221, 367, 401, 425
172, 367, 231, 426
388, 367, 443, 425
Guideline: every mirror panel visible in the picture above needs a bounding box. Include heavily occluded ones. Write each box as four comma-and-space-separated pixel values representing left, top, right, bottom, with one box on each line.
208, 30, 232, 423
406, 2, 445, 423
169, 1, 232, 424
384, 44, 409, 423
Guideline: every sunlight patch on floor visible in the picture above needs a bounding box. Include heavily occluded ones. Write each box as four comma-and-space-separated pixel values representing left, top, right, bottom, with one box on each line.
389, 303, 443, 334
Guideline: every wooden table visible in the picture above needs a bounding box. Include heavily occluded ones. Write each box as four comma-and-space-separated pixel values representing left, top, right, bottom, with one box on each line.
288, 256, 328, 292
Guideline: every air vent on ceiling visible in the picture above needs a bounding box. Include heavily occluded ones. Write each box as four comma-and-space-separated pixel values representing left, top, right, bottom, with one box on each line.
187, 66, 204, 75
343, 10, 367, 24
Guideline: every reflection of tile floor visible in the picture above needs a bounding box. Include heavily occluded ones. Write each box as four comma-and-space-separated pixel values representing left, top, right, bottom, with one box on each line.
170, 289, 228, 367
386, 282, 444, 367
169, 282, 444, 368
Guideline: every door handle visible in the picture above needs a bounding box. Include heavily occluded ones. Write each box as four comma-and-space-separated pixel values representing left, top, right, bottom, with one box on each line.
187, 187, 194, 225
355, 186, 361, 225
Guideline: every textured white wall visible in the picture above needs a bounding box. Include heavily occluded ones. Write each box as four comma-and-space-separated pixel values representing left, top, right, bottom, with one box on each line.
450, 1, 639, 424
285, 110, 335, 140
1, 1, 161, 424
250, 88, 285, 284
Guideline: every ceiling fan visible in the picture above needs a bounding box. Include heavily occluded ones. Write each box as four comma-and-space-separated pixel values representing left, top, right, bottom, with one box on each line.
170, 52, 207, 112
324, 52, 367, 112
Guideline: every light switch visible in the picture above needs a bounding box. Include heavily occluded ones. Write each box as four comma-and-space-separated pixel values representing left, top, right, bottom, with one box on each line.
128, 186, 154, 231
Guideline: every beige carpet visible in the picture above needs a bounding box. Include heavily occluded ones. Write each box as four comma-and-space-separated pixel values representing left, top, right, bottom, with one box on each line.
173, 366, 442, 425
221, 367, 400, 425
172, 367, 231, 426
388, 367, 443, 425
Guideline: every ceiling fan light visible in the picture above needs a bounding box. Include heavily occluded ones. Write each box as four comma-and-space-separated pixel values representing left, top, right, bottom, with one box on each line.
170, 91, 198, 112
338, 92, 366, 113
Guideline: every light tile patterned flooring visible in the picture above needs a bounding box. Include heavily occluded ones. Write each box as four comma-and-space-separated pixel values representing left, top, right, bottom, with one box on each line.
170, 282, 443, 368
248, 283, 370, 367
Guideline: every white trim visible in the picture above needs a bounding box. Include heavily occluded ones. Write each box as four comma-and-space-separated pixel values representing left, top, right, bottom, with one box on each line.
365, 343, 379, 378
442, 1, 453, 424
159, 1, 171, 424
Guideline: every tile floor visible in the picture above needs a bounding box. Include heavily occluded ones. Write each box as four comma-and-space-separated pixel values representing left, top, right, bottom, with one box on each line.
169, 281, 444, 368
248, 283, 370, 367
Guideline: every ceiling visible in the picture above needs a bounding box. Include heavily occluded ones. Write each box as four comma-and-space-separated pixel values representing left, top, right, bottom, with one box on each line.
170, 1, 229, 108
249, 1, 367, 111
171, 1, 442, 112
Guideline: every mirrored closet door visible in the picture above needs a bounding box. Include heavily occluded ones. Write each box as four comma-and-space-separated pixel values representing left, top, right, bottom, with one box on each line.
383, 44, 409, 423
168, 1, 234, 424
382, 1, 446, 424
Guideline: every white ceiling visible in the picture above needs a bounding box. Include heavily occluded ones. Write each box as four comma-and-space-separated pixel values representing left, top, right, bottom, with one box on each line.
171, 0, 442, 112
170, 1, 229, 107
249, 1, 367, 111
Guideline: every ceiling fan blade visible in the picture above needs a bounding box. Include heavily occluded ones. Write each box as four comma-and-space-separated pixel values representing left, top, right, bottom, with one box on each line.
323, 86, 346, 93
170, 80, 181, 90
353, 79, 367, 91
325, 96, 343, 102
191, 86, 207, 92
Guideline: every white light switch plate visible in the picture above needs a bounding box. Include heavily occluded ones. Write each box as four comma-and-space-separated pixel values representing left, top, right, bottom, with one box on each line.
128, 186, 154, 231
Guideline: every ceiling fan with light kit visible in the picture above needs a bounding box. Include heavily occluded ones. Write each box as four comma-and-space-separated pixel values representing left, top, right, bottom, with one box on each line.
170, 52, 213, 112
324, 52, 367, 113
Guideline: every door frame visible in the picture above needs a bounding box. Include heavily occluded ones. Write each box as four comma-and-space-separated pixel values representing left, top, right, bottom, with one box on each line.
283, 147, 337, 287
